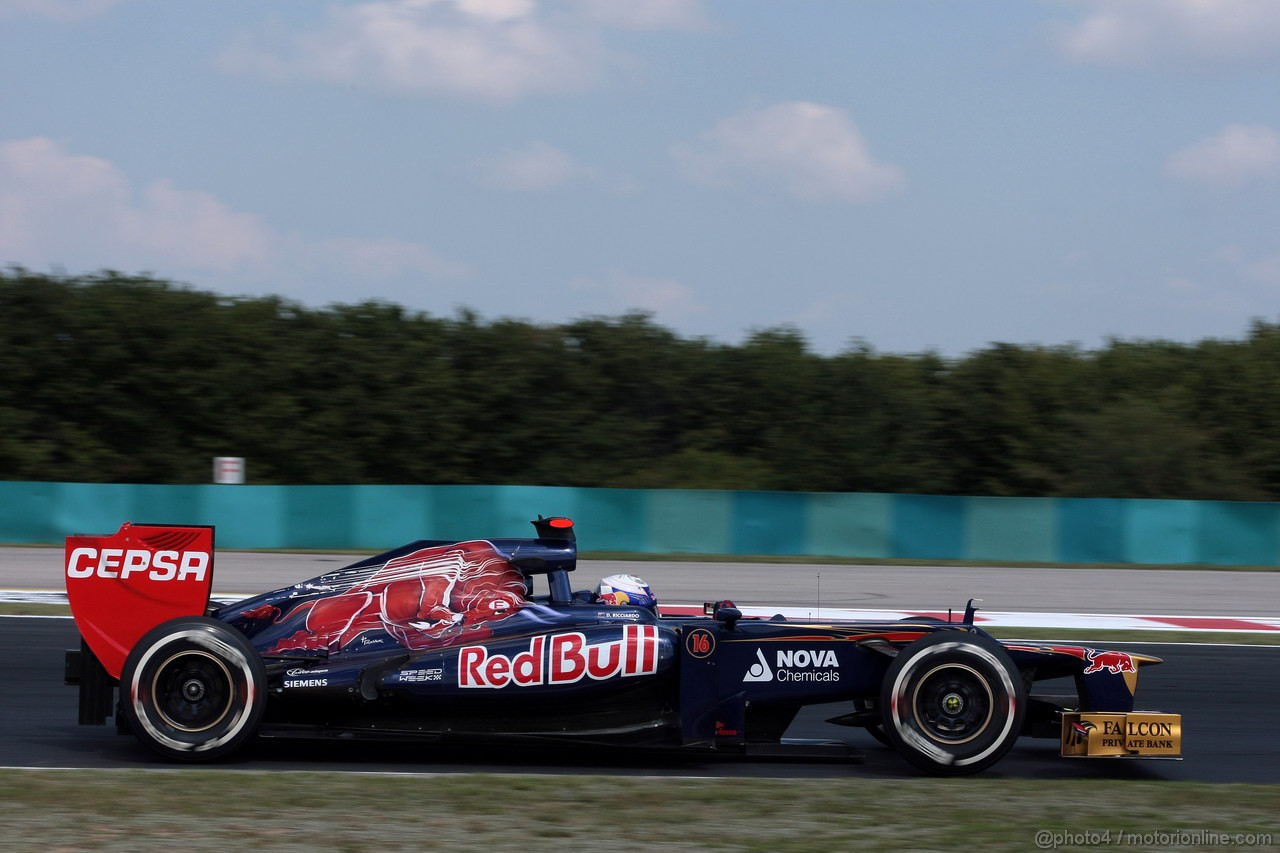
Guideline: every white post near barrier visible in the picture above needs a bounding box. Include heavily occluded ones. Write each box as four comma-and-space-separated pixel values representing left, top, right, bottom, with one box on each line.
213, 456, 245, 485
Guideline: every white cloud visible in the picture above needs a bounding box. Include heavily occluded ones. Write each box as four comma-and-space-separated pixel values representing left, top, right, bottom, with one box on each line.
220, 0, 600, 101
455, 0, 536, 24
673, 101, 904, 202
480, 141, 596, 190
221, 0, 710, 102
1165, 124, 1280, 187
0, 137, 463, 283
0, 0, 120, 20
570, 270, 705, 319
220, 0, 710, 102
1054, 0, 1280, 67
312, 236, 467, 278
121, 180, 271, 271
569, 0, 709, 31
0, 137, 268, 270
791, 292, 867, 330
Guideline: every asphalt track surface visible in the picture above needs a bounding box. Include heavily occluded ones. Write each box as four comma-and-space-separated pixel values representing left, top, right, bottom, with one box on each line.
5, 617, 1277, 783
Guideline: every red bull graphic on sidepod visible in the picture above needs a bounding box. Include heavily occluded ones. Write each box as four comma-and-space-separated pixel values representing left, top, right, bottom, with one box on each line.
241, 540, 527, 653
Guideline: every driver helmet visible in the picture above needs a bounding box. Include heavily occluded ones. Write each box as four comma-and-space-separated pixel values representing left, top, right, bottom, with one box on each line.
596, 574, 657, 611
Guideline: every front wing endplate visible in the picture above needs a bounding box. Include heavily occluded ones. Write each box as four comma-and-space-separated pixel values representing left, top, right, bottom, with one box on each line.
1060, 712, 1182, 758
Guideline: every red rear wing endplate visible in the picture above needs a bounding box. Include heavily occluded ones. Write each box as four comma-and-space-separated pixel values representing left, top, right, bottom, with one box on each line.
64, 523, 215, 678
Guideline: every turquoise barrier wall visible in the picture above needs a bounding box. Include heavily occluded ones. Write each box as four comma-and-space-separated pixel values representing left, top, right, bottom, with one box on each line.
1, 481, 1278, 565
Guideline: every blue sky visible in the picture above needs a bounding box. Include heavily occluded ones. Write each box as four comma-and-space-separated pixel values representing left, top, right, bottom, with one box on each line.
3, 0, 1279, 355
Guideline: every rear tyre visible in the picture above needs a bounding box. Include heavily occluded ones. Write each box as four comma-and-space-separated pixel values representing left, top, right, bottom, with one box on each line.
120, 617, 266, 761
879, 632, 1026, 776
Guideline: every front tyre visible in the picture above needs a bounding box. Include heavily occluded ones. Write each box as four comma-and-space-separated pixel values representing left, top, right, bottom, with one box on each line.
120, 617, 266, 761
880, 632, 1026, 776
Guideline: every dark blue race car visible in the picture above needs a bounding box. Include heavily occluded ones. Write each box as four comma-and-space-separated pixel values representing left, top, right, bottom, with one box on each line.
64, 517, 1181, 775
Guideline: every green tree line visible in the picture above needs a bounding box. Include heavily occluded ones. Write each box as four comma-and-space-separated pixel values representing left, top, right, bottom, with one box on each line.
2, 268, 1277, 500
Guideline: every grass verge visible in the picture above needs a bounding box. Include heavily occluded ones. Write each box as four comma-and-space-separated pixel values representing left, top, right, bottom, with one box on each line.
0, 770, 1274, 852
0, 603, 70, 616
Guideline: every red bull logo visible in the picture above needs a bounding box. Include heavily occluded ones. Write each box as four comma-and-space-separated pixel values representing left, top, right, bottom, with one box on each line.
459, 625, 659, 689
1083, 649, 1136, 675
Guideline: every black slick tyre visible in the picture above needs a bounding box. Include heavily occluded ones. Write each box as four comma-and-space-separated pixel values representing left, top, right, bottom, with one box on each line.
879, 631, 1026, 776
120, 616, 266, 761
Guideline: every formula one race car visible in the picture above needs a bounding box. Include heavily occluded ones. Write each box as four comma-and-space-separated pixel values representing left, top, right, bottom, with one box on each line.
63, 517, 1181, 775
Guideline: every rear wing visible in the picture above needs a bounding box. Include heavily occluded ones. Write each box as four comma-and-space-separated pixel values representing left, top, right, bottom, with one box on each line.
64, 522, 215, 680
